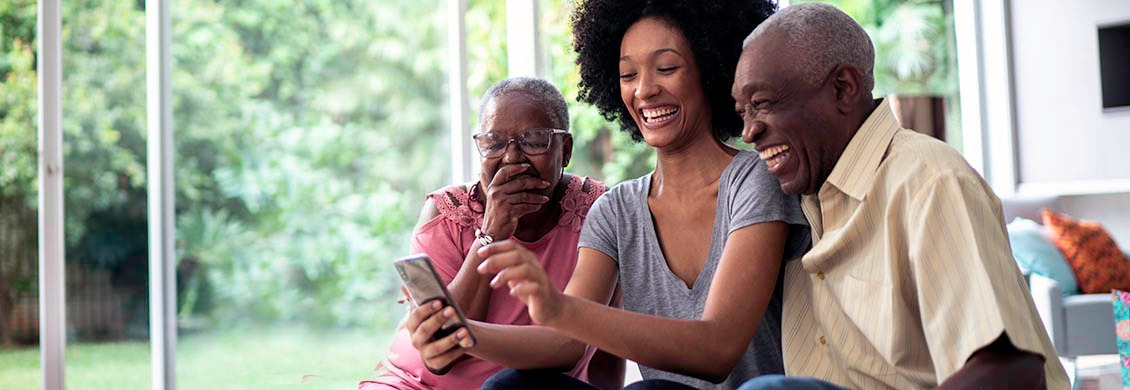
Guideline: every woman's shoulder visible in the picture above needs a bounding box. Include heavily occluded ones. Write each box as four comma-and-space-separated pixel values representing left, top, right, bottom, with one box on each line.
558, 174, 609, 231
423, 182, 482, 229
723, 150, 775, 188
578, 174, 650, 216
601, 174, 650, 200
728, 149, 765, 171
562, 174, 608, 201
575, 174, 652, 215
425, 182, 475, 210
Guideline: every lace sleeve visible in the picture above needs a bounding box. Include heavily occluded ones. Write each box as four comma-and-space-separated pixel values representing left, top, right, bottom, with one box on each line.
426, 184, 484, 230
558, 176, 608, 232
414, 184, 482, 281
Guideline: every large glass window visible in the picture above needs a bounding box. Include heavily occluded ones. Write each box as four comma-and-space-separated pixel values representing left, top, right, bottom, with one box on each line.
465, 0, 506, 132
171, 1, 450, 386
61, 0, 151, 388
0, 1, 40, 387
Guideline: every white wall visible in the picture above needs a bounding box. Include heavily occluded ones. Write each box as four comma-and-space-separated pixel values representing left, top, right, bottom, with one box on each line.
1007, 1, 1130, 244
1060, 193, 1130, 247
1009, 1, 1130, 184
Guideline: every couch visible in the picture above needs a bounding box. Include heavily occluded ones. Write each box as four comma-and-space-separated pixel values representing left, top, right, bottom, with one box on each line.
1000, 195, 1120, 359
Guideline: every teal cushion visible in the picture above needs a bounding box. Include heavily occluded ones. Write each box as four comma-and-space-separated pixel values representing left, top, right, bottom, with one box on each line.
1007, 217, 1079, 296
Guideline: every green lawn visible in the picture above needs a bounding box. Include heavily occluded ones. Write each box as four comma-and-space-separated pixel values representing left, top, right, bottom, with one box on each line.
0, 326, 393, 389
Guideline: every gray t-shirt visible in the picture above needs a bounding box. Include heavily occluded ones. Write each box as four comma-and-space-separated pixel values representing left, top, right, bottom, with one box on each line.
579, 150, 810, 389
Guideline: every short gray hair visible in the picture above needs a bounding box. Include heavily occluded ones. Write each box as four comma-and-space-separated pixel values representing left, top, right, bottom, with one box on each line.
478, 77, 570, 131
743, 3, 874, 92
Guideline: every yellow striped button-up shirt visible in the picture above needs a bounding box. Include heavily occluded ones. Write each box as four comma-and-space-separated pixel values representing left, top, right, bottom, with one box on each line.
782, 99, 1069, 389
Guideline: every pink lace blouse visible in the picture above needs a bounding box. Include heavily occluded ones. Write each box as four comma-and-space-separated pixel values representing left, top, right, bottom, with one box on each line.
364, 175, 607, 390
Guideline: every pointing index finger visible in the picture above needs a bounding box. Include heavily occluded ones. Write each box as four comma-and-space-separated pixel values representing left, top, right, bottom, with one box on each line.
476, 239, 518, 257
475, 240, 523, 274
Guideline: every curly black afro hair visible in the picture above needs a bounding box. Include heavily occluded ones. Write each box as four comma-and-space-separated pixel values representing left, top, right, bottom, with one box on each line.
571, 0, 777, 142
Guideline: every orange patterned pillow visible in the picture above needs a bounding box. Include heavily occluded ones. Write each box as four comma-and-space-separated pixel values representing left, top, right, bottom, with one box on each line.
1042, 209, 1130, 294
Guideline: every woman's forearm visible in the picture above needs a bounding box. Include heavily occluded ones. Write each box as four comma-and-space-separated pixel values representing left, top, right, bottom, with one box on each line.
473, 224, 785, 383
465, 320, 588, 371
538, 224, 785, 382
447, 241, 493, 320
547, 295, 752, 383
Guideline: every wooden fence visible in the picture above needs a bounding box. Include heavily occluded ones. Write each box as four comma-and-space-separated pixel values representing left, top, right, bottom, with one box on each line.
3, 196, 138, 346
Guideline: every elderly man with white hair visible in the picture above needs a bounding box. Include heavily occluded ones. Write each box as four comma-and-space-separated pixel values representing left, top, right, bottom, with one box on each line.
731, 3, 1068, 389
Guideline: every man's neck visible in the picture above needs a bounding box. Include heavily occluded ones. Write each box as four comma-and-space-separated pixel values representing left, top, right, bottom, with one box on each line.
810, 98, 883, 197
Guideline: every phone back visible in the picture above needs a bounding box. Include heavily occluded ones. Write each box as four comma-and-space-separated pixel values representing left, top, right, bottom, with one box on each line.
394, 256, 447, 308
393, 254, 476, 348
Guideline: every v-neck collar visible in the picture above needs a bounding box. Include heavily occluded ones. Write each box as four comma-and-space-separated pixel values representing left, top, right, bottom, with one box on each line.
638, 152, 743, 295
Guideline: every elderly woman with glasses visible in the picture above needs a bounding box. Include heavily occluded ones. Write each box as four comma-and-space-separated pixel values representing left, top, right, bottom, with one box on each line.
362, 77, 612, 390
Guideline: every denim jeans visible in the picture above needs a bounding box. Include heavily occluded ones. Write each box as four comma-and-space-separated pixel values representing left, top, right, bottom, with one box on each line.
736, 375, 846, 390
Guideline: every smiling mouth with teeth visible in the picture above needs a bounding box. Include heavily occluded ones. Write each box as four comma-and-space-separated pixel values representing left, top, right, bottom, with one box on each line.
759, 144, 791, 170
641, 106, 678, 124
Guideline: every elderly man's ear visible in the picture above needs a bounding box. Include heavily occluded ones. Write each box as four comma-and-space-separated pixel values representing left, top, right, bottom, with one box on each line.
831, 64, 866, 114
561, 134, 573, 167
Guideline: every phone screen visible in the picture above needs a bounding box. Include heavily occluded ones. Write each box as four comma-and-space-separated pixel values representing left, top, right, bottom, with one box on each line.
394, 255, 476, 347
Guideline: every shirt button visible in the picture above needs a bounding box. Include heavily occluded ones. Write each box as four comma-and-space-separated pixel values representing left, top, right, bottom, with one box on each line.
819, 335, 826, 345
817, 271, 825, 280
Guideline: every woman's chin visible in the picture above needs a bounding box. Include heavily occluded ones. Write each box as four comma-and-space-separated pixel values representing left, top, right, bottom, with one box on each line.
640, 130, 677, 149
639, 120, 711, 151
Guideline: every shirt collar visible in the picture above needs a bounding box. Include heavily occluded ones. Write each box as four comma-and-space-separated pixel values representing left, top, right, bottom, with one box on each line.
822, 98, 900, 201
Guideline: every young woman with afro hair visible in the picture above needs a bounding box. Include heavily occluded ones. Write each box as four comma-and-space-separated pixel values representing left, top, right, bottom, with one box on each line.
472, 1, 811, 389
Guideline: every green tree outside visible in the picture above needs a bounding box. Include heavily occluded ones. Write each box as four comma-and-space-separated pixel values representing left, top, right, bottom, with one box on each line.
0, 0, 657, 347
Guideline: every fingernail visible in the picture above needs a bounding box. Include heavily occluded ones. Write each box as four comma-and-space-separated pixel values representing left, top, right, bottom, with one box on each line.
540, 180, 550, 187
457, 328, 468, 338
432, 301, 441, 309
444, 307, 455, 318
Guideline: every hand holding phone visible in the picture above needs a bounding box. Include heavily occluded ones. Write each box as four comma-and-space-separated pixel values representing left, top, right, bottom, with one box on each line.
395, 254, 476, 349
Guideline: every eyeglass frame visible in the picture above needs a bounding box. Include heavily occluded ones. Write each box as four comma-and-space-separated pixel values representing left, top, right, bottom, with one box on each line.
471, 128, 570, 159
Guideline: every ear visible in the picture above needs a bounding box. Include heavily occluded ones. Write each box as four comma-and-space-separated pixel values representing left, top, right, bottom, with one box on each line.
831, 65, 865, 114
561, 134, 573, 167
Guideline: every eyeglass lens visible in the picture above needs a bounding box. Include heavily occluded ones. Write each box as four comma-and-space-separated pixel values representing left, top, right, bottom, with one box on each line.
475, 129, 556, 158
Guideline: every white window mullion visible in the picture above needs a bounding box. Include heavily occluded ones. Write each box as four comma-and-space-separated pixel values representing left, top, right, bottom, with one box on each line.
977, 0, 1019, 196
954, 0, 1018, 196
954, 0, 986, 176
146, 0, 177, 388
449, 0, 473, 184
37, 0, 66, 388
506, 0, 541, 78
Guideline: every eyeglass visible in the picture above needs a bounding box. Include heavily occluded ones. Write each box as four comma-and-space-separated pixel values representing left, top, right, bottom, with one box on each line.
472, 128, 568, 158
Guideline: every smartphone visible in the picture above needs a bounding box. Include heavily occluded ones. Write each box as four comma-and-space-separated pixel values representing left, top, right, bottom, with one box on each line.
394, 254, 476, 348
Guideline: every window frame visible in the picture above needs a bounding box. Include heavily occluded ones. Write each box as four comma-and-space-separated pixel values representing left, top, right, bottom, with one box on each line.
37, 0, 66, 388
